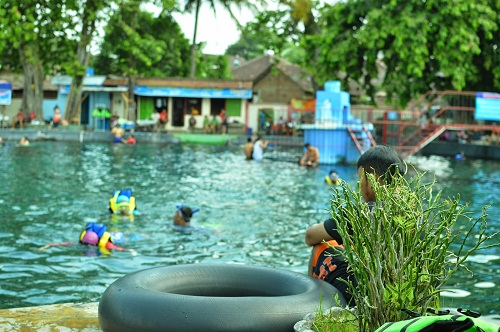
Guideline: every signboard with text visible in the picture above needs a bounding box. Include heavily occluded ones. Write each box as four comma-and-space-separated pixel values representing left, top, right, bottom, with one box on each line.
475, 92, 500, 121
0, 81, 12, 105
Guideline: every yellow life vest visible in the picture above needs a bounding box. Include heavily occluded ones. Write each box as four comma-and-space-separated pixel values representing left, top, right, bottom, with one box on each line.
109, 191, 136, 214
79, 229, 113, 249
325, 176, 340, 185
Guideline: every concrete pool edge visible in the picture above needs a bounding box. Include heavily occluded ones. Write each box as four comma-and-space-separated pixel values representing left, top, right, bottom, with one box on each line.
0, 302, 100, 332
0, 301, 498, 331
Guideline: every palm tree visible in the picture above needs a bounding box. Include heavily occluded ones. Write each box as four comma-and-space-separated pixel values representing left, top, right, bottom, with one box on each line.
184, 0, 266, 78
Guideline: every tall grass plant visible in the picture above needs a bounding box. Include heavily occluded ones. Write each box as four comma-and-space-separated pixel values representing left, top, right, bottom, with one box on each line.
327, 170, 498, 331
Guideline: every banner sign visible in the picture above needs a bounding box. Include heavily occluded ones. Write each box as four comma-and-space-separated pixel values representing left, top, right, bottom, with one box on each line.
133, 86, 252, 99
475, 92, 500, 121
0, 81, 12, 105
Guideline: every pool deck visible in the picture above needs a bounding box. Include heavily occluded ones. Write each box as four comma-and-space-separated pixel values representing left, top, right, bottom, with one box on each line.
0, 127, 306, 148
0, 302, 100, 331
0, 302, 498, 331
0, 127, 180, 144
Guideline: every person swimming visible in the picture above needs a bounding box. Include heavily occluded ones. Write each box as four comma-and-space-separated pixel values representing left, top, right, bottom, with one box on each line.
39, 222, 136, 255
173, 204, 199, 227
325, 170, 341, 185
109, 189, 140, 215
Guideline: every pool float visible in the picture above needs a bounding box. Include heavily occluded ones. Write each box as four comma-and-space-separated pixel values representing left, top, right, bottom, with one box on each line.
98, 263, 346, 332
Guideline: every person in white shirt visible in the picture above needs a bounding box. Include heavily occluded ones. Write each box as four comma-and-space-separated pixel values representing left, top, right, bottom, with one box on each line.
252, 135, 269, 161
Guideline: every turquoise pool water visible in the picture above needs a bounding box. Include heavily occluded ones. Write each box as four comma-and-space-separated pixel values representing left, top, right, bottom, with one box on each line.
0, 142, 498, 315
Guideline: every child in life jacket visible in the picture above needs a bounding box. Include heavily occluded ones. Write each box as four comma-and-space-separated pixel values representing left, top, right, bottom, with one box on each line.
325, 169, 341, 185
108, 189, 140, 215
39, 222, 136, 255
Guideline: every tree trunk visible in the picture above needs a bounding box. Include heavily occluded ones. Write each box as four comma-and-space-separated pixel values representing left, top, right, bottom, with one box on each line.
19, 43, 44, 120
64, 0, 99, 122
189, 0, 201, 78
127, 75, 136, 121
20, 57, 34, 116
33, 61, 44, 121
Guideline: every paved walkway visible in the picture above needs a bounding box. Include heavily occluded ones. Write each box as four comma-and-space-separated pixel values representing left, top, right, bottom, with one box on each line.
0, 302, 100, 332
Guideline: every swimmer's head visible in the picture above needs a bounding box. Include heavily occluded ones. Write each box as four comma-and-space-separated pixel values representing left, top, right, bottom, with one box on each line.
116, 195, 131, 214
81, 231, 99, 245
174, 205, 199, 226
329, 170, 339, 182
116, 195, 130, 204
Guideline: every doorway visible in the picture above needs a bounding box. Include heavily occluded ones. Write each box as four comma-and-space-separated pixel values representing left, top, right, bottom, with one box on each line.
172, 97, 185, 127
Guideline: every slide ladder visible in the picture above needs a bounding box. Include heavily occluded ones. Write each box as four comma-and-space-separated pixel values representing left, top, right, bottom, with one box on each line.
347, 126, 377, 154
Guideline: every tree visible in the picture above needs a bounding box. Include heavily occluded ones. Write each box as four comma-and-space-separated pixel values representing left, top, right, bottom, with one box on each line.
91, 1, 192, 120
0, 0, 77, 120
63, 0, 110, 122
183, 0, 264, 78
197, 52, 232, 79
304, 0, 499, 107
226, 10, 303, 61
91, 2, 191, 78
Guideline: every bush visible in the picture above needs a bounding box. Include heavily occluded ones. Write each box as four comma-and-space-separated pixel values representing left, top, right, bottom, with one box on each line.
325, 170, 498, 331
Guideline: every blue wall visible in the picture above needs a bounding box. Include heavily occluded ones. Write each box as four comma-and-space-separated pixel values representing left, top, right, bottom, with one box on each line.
304, 128, 362, 164
303, 80, 372, 165
55, 88, 110, 128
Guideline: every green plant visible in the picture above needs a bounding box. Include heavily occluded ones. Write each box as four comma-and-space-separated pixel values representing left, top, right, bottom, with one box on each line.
311, 306, 358, 332
328, 170, 498, 331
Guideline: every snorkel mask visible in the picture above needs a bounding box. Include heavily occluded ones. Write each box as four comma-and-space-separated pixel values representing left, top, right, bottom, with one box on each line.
176, 204, 199, 221
116, 195, 131, 214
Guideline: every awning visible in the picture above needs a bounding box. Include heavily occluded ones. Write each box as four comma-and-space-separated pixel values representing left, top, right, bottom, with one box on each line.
133, 86, 252, 99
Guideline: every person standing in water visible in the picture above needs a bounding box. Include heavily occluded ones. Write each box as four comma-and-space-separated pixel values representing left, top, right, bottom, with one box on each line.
244, 137, 254, 160
252, 135, 269, 161
300, 143, 320, 167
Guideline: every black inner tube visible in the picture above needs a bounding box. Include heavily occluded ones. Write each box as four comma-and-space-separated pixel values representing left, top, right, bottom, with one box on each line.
99, 264, 346, 332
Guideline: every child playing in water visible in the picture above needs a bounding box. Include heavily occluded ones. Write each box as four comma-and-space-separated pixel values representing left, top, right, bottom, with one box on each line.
39, 222, 136, 255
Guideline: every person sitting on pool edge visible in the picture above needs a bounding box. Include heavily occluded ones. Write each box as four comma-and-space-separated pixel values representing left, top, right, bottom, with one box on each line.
109, 189, 140, 215
325, 170, 341, 185
173, 204, 199, 227
305, 145, 406, 306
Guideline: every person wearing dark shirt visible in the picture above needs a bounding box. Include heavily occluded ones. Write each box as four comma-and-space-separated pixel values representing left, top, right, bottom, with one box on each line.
305, 145, 406, 305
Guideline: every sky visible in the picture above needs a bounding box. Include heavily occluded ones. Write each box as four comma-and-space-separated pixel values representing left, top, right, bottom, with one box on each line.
172, 5, 255, 55
93, 2, 277, 56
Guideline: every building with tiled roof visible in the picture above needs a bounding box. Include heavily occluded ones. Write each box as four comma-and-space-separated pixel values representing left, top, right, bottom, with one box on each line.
231, 55, 314, 104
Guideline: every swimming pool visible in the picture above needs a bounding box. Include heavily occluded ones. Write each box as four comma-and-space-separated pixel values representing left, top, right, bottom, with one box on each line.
0, 142, 498, 316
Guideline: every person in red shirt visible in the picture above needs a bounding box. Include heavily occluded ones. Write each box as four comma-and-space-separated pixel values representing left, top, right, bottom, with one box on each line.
158, 109, 168, 129
127, 135, 136, 144
52, 106, 62, 128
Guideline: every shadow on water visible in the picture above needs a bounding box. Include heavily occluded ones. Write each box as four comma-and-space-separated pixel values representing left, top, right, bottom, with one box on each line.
0, 142, 498, 315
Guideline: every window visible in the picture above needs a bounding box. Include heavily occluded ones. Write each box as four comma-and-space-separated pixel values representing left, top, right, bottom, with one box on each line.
210, 99, 225, 115
186, 98, 201, 115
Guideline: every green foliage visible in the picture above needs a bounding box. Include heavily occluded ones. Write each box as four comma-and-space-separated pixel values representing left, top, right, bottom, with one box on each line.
304, 0, 499, 107
312, 307, 358, 332
226, 9, 307, 65
329, 170, 498, 331
91, 2, 190, 77
196, 54, 232, 79
0, 0, 78, 73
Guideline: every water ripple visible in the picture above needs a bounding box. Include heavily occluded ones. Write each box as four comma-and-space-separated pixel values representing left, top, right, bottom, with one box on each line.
0, 142, 497, 315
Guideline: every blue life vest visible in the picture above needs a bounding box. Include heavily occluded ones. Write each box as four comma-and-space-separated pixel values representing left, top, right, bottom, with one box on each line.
85, 222, 107, 238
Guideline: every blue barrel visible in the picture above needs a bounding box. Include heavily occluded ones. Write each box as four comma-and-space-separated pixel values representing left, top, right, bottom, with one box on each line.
247, 127, 253, 136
